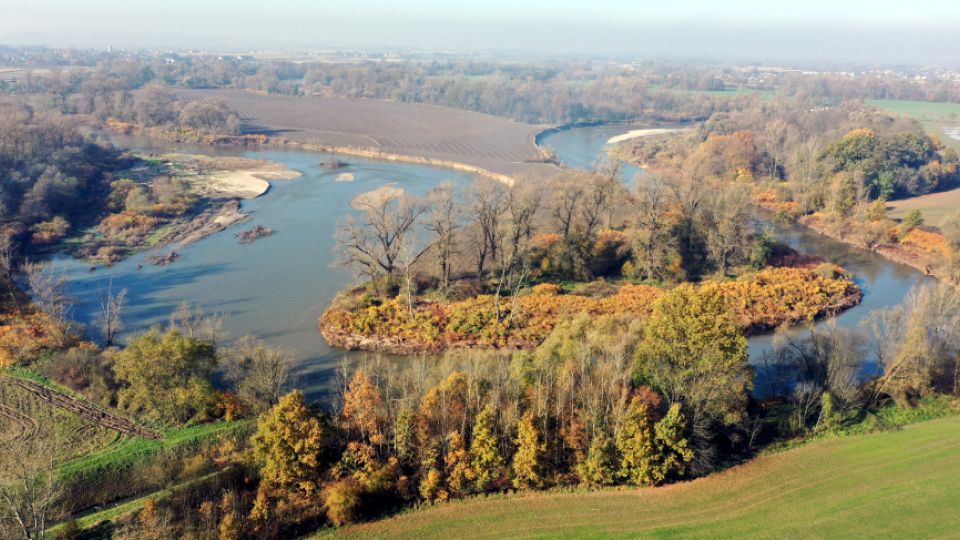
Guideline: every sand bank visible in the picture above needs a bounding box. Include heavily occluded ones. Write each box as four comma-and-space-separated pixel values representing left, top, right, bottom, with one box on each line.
607, 128, 686, 145
350, 184, 405, 210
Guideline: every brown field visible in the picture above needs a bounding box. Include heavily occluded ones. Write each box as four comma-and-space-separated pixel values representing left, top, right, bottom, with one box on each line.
887, 187, 960, 227
174, 89, 557, 178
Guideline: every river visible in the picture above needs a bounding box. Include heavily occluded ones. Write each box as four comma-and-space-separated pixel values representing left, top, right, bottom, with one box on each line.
55, 126, 930, 400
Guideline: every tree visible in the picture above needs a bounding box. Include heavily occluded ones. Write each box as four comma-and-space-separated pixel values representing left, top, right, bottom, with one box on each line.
577, 432, 618, 487
702, 186, 752, 275
512, 412, 547, 489
24, 262, 74, 346
335, 192, 427, 291
340, 369, 385, 446
651, 403, 694, 483
468, 178, 506, 277
615, 398, 658, 486
0, 431, 62, 540
223, 336, 292, 411
424, 182, 462, 292
444, 431, 472, 497
251, 391, 332, 525
96, 279, 127, 347
468, 405, 504, 492
0, 236, 23, 315
134, 82, 177, 126
113, 328, 218, 424
630, 174, 672, 281
633, 285, 750, 472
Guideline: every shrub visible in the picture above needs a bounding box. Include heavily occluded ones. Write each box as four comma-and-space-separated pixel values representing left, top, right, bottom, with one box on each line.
322, 477, 365, 526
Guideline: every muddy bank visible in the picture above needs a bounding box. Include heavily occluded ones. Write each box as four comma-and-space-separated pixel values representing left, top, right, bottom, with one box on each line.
799, 213, 940, 277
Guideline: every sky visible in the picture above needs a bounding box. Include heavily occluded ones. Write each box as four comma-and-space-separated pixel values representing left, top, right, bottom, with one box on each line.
2, 0, 959, 64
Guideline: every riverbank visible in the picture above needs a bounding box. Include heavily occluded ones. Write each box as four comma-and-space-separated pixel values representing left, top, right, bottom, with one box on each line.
797, 212, 945, 277
61, 151, 300, 265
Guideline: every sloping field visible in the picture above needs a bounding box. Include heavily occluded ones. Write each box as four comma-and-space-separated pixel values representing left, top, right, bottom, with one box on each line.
0, 377, 126, 462
887, 187, 960, 227
176, 89, 556, 178
323, 415, 960, 539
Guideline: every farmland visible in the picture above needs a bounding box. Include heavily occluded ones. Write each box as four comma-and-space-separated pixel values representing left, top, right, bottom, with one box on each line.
887, 186, 960, 227
867, 99, 960, 151
0, 375, 126, 462
321, 413, 960, 539
175, 88, 557, 178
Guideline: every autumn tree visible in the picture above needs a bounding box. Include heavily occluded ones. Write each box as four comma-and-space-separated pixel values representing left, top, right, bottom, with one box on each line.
577, 432, 618, 487
633, 284, 750, 472
114, 328, 218, 424
512, 412, 547, 489
468, 405, 504, 492
615, 398, 658, 486
96, 279, 127, 347
250, 391, 333, 526
468, 178, 506, 277
340, 369, 386, 446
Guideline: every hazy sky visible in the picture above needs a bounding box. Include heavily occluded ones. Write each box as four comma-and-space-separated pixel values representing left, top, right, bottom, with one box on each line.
2, 0, 959, 64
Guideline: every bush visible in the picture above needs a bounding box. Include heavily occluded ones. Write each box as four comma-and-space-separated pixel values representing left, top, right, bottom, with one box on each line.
322, 478, 365, 526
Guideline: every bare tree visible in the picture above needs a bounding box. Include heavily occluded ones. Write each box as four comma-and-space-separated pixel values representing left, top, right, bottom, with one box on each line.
424, 182, 462, 292
630, 174, 672, 281
0, 235, 23, 316
468, 178, 506, 278
550, 175, 584, 242
223, 336, 293, 410
335, 192, 427, 292
702, 186, 753, 276
24, 262, 74, 346
169, 302, 225, 346
96, 278, 127, 347
0, 430, 62, 540
581, 161, 622, 236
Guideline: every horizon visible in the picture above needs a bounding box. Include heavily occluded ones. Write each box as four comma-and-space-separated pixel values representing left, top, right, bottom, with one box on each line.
2, 0, 959, 65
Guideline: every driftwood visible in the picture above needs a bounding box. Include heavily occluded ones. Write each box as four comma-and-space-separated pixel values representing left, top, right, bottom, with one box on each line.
1, 375, 162, 439
321, 159, 349, 169
146, 250, 180, 266
235, 225, 273, 243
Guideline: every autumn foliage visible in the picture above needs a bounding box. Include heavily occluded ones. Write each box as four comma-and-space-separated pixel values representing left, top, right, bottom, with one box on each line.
320, 264, 860, 354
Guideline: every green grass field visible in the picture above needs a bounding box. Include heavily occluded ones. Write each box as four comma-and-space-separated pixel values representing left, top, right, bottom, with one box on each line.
322, 415, 960, 539
867, 99, 960, 152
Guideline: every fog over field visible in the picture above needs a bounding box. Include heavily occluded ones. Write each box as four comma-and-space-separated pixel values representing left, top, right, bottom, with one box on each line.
2, 0, 960, 64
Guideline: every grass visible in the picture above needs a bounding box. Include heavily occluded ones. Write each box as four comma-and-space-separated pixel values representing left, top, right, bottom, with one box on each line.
320, 414, 960, 539
886, 188, 960, 227
57, 420, 249, 480
48, 467, 236, 535
867, 99, 960, 152
0, 376, 124, 462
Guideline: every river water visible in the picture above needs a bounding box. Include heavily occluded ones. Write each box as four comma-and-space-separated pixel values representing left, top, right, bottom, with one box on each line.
55, 127, 930, 399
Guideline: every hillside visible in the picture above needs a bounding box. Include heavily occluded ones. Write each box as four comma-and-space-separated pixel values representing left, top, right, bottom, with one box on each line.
321, 415, 960, 539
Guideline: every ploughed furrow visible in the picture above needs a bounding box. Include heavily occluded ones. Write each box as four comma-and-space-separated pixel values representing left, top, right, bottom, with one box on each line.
0, 401, 38, 442
0, 376, 161, 439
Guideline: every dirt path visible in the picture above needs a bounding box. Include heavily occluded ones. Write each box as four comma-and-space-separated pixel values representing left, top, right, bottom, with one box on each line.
0, 376, 161, 439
